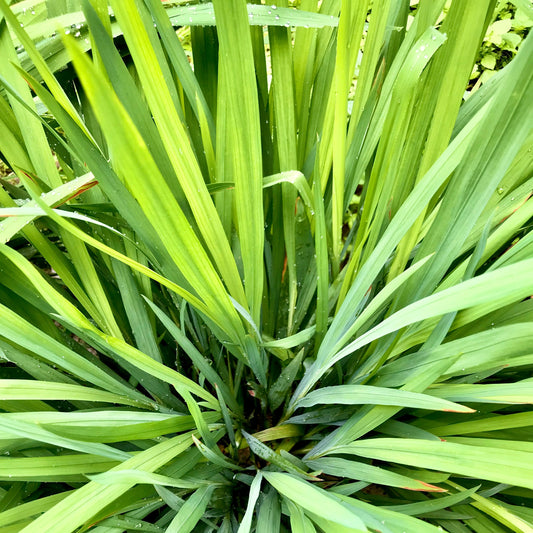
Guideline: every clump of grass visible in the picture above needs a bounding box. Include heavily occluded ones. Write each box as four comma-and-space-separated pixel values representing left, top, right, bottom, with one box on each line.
0, 0, 532, 531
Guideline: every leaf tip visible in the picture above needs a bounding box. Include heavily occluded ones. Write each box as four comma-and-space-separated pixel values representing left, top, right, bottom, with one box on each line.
409, 480, 448, 492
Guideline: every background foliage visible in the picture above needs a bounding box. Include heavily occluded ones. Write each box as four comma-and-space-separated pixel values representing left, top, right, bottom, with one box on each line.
470, 0, 532, 87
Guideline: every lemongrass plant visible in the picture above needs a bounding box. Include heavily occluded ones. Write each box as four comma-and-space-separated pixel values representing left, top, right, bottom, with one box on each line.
0, 0, 532, 531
